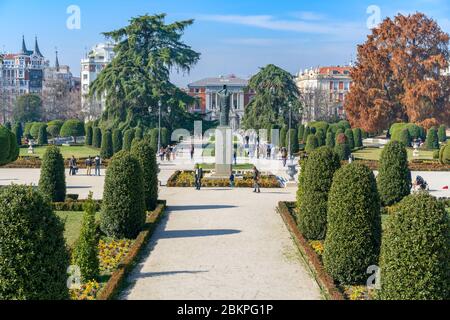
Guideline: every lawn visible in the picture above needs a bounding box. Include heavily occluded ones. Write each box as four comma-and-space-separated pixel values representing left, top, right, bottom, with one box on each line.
20, 145, 100, 159
353, 147, 434, 161
56, 211, 100, 247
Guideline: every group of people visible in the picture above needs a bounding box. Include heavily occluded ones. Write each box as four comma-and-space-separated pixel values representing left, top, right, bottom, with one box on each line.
68, 155, 102, 176
159, 145, 177, 161
194, 165, 261, 193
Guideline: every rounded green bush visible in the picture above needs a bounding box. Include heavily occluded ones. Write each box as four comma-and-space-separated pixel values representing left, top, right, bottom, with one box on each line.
100, 151, 146, 239
439, 144, 450, 164
326, 131, 335, 149
297, 147, 341, 240
379, 193, 450, 300
0, 125, 18, 166
47, 120, 64, 138
0, 185, 69, 300
100, 130, 113, 159
72, 193, 99, 283
38, 124, 48, 145
305, 135, 319, 154
426, 127, 439, 150
123, 129, 135, 152
438, 124, 447, 143
334, 133, 351, 160
112, 129, 123, 154
92, 127, 102, 148
30, 122, 45, 140
323, 163, 381, 285
60, 119, 85, 143
286, 128, 299, 154
377, 141, 411, 206
353, 128, 363, 148
309, 121, 329, 134
39, 146, 66, 202
131, 138, 159, 211
85, 123, 93, 146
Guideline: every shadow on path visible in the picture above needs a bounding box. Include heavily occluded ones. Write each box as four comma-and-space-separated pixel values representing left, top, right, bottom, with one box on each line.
135, 270, 208, 279
159, 229, 241, 239
169, 205, 238, 211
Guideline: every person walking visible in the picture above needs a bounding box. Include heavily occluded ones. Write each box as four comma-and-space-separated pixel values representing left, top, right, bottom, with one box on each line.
253, 166, 261, 193
172, 144, 177, 160
85, 156, 93, 176
267, 145, 272, 159
166, 146, 171, 161
69, 156, 77, 176
233, 150, 237, 166
159, 147, 165, 161
194, 164, 203, 191
281, 147, 288, 167
229, 172, 235, 188
190, 144, 195, 160
94, 155, 101, 176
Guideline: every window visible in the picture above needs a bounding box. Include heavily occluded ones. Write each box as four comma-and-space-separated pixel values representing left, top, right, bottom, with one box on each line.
333, 82, 338, 90
83, 74, 88, 80
344, 82, 350, 91
339, 82, 344, 90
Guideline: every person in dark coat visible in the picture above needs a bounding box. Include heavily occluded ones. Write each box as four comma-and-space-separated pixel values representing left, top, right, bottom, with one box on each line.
194, 164, 203, 190
253, 166, 261, 193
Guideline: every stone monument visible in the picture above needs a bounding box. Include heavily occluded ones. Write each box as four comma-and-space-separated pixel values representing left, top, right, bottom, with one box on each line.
214, 85, 233, 178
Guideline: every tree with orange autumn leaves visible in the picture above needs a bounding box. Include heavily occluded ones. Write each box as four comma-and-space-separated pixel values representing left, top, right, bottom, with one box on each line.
345, 13, 450, 133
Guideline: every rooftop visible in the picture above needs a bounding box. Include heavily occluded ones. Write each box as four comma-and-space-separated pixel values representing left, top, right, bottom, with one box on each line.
188, 74, 248, 87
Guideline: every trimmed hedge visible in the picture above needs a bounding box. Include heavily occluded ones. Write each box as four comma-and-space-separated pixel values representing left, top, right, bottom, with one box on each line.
92, 127, 102, 148
0, 185, 70, 300
131, 138, 159, 211
38, 124, 48, 145
379, 193, 450, 300
315, 129, 325, 147
286, 128, 299, 154
30, 122, 45, 139
100, 130, 113, 159
377, 141, 411, 206
298, 125, 305, 143
297, 147, 341, 240
399, 128, 411, 147
344, 129, 354, 150
39, 146, 66, 202
390, 123, 423, 141
323, 163, 381, 285
0, 125, 19, 166
122, 129, 135, 152
47, 120, 64, 138
334, 133, 351, 161
305, 135, 319, 153
439, 144, 450, 165
60, 119, 85, 143
326, 131, 335, 149
100, 151, 146, 239
438, 124, 447, 143
353, 128, 363, 148
426, 126, 439, 150
72, 193, 100, 283
85, 123, 93, 146
112, 129, 123, 154
302, 126, 311, 143
13, 123, 23, 145
280, 127, 287, 148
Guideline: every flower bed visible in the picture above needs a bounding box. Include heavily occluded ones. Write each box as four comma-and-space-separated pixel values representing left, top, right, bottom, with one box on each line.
96, 201, 166, 300
167, 170, 281, 188
52, 199, 102, 212
2, 156, 110, 169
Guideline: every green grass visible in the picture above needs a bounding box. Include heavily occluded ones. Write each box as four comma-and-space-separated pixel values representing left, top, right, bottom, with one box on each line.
198, 163, 254, 170
56, 211, 100, 247
20, 145, 100, 159
353, 147, 434, 161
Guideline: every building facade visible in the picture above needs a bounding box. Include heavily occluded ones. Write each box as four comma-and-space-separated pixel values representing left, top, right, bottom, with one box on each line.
187, 75, 254, 129
295, 66, 352, 124
80, 42, 115, 120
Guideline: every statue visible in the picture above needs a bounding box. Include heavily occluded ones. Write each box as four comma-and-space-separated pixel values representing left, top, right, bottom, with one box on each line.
218, 85, 232, 127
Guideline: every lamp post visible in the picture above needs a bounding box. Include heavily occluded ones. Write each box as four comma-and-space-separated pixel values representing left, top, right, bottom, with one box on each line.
157, 100, 162, 152
288, 101, 292, 163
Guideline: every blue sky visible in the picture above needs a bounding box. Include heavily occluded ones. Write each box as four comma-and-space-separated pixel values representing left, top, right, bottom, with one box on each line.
1, 0, 449, 86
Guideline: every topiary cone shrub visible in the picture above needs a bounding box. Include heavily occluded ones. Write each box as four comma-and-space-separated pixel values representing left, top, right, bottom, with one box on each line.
13, 123, 23, 146
39, 145, 66, 202
379, 193, 450, 300
100, 130, 113, 159
438, 124, 447, 143
323, 163, 381, 285
85, 123, 93, 146
0, 185, 70, 300
399, 128, 411, 147
297, 147, 340, 240
0, 125, 19, 166
334, 133, 351, 160
353, 128, 363, 148
305, 134, 318, 154
100, 151, 146, 239
377, 141, 411, 206
315, 129, 325, 147
426, 126, 439, 150
286, 128, 299, 154
38, 124, 48, 145
112, 129, 123, 154
280, 127, 287, 148
92, 127, 102, 148
344, 129, 354, 150
302, 126, 311, 143
72, 192, 100, 283
131, 138, 159, 211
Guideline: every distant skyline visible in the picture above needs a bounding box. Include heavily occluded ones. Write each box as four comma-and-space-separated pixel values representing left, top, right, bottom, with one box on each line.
1, 0, 450, 87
